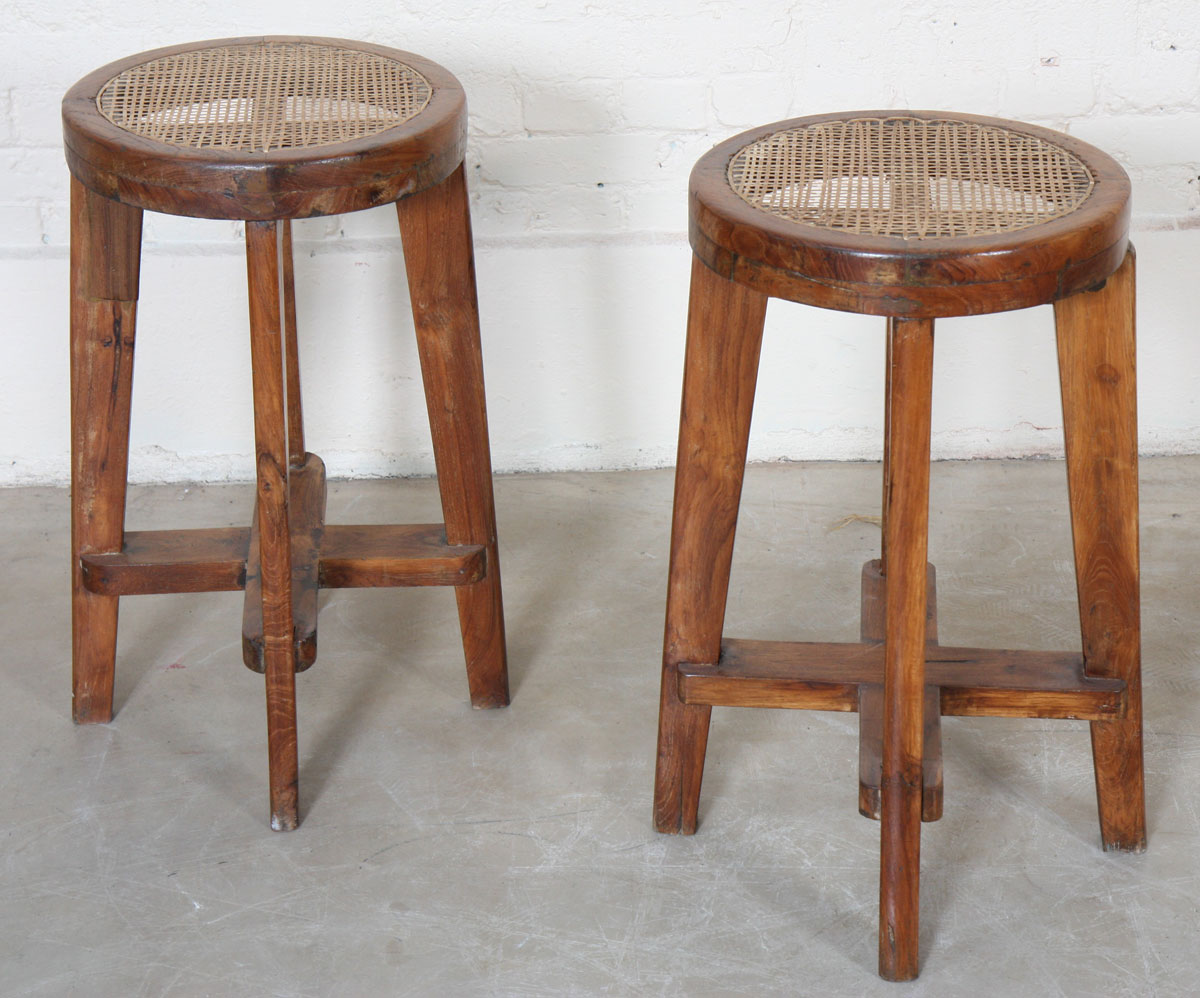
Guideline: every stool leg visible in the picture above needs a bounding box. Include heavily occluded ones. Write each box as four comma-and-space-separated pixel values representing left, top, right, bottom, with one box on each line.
397, 164, 509, 708
878, 317, 934, 981
246, 220, 300, 831
70, 178, 142, 724
1054, 248, 1145, 852
654, 256, 767, 834
281, 220, 306, 468
860, 318, 943, 824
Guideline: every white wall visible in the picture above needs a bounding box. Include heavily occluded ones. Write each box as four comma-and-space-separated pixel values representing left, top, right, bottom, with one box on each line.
3, 0, 1199, 484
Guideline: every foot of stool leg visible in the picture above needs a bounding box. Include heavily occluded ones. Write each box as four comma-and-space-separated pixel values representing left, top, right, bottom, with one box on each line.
654, 256, 767, 834
878, 317, 934, 982
70, 178, 142, 724
246, 221, 300, 831
1055, 248, 1145, 852
654, 691, 711, 835
398, 165, 509, 708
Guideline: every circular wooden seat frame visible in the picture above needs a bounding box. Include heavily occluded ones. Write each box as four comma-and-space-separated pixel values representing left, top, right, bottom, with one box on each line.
653, 111, 1144, 980
65, 37, 508, 832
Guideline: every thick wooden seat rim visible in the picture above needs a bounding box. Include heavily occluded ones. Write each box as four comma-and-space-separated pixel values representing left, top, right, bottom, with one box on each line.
689, 110, 1130, 318
62, 36, 466, 220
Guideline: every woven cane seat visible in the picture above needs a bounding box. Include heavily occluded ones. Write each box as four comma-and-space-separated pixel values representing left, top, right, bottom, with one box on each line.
63, 36, 467, 220
690, 111, 1131, 318
96, 42, 432, 153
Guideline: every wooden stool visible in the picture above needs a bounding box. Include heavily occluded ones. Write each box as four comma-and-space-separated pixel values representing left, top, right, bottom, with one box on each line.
64, 37, 508, 831
653, 111, 1144, 980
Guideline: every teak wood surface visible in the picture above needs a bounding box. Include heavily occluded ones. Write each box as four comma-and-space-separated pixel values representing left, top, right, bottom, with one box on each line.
654, 255, 767, 837
69, 178, 141, 725
876, 316, 934, 981
689, 111, 1130, 318
245, 218, 300, 830
67, 39, 508, 832
1055, 251, 1144, 851
397, 164, 509, 709
858, 560, 943, 823
62, 37, 467, 221
655, 111, 1144, 981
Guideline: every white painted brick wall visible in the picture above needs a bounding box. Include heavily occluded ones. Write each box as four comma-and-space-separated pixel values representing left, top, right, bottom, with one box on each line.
620, 79, 709, 131
2, 0, 1200, 484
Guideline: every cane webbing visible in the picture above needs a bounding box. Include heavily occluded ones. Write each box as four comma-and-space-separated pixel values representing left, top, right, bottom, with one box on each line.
96, 41, 432, 153
728, 117, 1094, 238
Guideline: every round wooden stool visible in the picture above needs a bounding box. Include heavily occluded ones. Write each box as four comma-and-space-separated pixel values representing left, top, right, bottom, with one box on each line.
64, 37, 508, 831
653, 111, 1144, 980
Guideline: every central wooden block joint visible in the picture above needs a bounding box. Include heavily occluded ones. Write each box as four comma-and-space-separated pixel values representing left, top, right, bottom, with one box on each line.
858, 559, 942, 822
78, 449, 490, 676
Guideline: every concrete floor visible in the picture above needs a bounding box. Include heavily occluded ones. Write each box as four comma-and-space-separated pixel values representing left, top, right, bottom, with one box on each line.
2, 458, 1197, 996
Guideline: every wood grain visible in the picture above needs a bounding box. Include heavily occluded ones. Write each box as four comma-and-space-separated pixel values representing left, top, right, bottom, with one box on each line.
877, 316, 934, 981
70, 177, 142, 724
80, 528, 249, 595
242, 453, 326, 674
281, 220, 305, 467
318, 525, 486, 588
655, 111, 1141, 979
654, 255, 768, 835
880, 321, 894, 573
859, 559, 942, 822
66, 41, 510, 833
1055, 248, 1145, 852
246, 219, 299, 831
63, 37, 467, 220
397, 163, 509, 709
679, 640, 1124, 719
859, 685, 942, 822
688, 111, 1130, 318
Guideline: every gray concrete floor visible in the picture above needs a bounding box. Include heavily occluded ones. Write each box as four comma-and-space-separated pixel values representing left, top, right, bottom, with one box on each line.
2, 458, 1197, 997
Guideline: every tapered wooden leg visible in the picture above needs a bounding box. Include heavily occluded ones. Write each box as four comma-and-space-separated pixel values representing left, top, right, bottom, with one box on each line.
878, 317, 934, 981
654, 255, 768, 834
246, 220, 300, 831
1054, 248, 1145, 852
880, 319, 894, 572
397, 164, 509, 708
861, 316, 943, 825
280, 220, 306, 467
70, 178, 142, 724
